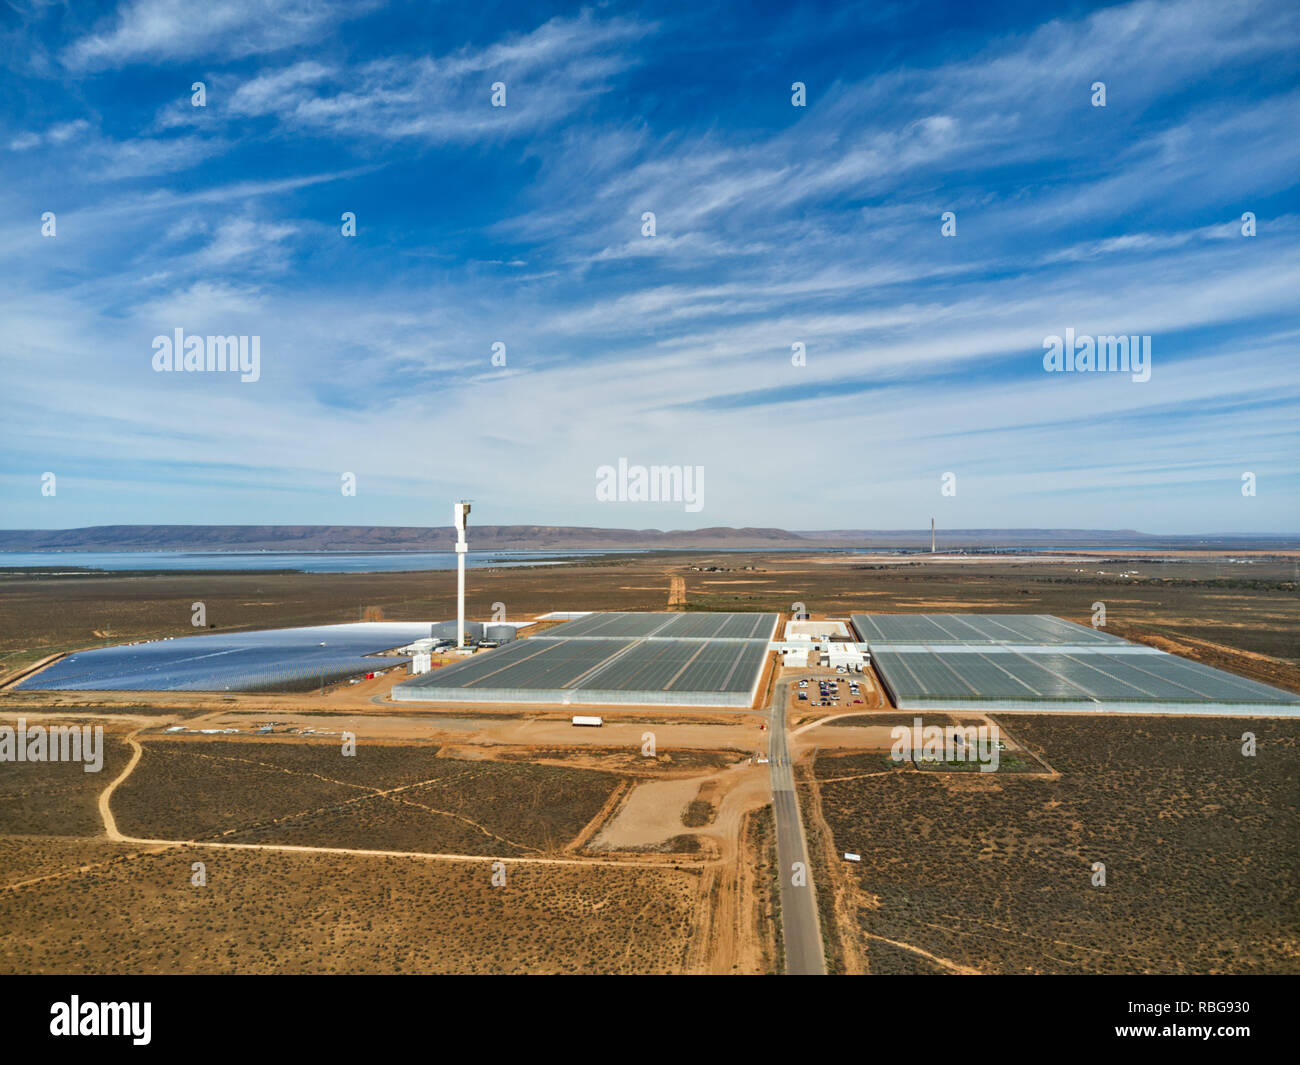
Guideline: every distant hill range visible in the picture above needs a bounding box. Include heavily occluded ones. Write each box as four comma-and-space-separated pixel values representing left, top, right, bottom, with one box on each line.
0, 525, 1292, 552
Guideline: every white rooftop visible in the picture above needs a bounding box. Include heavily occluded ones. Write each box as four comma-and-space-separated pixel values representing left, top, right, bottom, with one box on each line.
784, 619, 849, 640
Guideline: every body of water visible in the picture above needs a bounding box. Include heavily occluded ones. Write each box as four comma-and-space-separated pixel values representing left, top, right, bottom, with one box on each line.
0, 550, 634, 573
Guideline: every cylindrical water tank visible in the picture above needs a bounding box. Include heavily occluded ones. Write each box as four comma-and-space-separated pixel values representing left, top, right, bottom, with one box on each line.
431, 620, 484, 641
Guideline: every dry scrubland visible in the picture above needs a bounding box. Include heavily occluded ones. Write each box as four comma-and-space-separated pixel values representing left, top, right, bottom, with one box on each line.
0, 730, 140, 892
0, 731, 132, 836
0, 736, 722, 973
113, 740, 623, 856
0, 848, 701, 974
810, 715, 1299, 974
744, 804, 784, 972
0, 837, 141, 888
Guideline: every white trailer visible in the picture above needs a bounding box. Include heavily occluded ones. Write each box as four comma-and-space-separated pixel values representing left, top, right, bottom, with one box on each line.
571, 715, 604, 727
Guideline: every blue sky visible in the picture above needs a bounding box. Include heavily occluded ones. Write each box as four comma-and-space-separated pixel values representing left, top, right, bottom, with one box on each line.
1, 0, 1297, 534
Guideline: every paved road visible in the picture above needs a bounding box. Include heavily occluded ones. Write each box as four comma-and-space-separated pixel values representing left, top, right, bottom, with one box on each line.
769, 678, 827, 975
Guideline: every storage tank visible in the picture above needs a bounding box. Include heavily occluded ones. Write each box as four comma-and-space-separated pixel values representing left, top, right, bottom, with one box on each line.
431, 620, 483, 642
485, 624, 516, 644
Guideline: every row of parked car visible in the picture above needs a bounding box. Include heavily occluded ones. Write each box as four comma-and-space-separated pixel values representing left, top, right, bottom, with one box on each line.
796, 676, 865, 707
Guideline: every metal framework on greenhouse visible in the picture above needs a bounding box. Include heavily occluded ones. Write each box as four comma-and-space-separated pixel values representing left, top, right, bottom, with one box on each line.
393, 612, 777, 707
852, 613, 1300, 715
16, 622, 435, 693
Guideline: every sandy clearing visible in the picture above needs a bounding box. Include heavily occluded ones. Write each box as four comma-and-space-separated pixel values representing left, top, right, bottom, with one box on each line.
792, 725, 904, 749
123, 709, 764, 751
686, 769, 780, 973
590, 776, 708, 850
700, 765, 771, 863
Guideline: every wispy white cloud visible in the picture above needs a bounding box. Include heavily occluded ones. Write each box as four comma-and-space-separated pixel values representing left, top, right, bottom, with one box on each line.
64, 0, 370, 70
218, 13, 655, 144
2, 0, 1298, 530
8, 118, 92, 150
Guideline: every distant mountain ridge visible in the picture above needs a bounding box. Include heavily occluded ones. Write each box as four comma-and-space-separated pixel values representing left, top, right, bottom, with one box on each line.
0, 524, 806, 551
1, 524, 1287, 553
795, 528, 1154, 544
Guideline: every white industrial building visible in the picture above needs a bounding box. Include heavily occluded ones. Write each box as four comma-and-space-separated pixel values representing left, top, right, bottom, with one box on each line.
784, 619, 850, 642
820, 643, 871, 670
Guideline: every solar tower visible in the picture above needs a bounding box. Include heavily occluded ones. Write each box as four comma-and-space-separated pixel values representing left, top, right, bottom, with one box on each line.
454, 501, 471, 648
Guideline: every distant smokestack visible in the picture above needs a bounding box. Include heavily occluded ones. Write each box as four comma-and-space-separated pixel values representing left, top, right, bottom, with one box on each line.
931, 518, 936, 554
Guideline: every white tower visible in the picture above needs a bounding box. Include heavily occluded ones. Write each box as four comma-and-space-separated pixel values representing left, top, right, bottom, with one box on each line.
931, 517, 936, 554
454, 501, 471, 648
